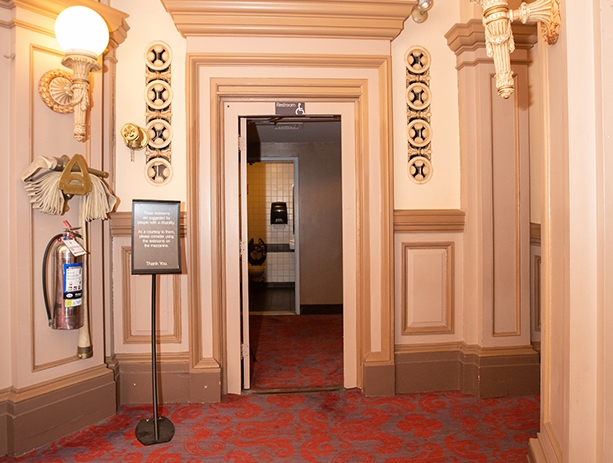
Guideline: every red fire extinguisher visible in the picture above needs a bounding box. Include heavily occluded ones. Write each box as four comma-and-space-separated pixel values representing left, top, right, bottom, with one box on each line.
42, 223, 86, 330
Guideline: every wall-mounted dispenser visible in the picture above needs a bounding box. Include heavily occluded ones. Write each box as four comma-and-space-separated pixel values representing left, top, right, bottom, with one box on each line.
270, 202, 288, 224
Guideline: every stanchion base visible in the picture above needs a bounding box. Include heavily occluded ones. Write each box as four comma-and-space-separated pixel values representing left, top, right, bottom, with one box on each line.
135, 416, 175, 445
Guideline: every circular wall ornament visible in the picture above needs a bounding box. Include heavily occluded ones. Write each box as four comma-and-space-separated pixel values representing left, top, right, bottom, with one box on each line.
406, 82, 431, 111
145, 80, 173, 110
145, 41, 173, 71
145, 157, 173, 186
39, 69, 74, 114
407, 119, 432, 148
146, 119, 173, 150
408, 157, 433, 184
404, 46, 431, 74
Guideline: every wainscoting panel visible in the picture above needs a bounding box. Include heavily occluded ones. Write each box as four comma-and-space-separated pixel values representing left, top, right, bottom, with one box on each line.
394, 224, 463, 345
400, 242, 454, 335
110, 217, 189, 354
121, 247, 182, 344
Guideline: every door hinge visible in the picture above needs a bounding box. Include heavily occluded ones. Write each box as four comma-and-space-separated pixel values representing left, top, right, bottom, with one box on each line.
241, 343, 249, 359
238, 134, 246, 152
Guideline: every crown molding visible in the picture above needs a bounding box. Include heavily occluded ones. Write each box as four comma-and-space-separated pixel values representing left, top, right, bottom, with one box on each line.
2, 0, 129, 46
446, 18, 538, 54
161, 0, 416, 40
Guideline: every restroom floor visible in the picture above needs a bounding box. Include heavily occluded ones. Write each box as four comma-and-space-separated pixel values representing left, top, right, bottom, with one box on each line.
249, 284, 295, 313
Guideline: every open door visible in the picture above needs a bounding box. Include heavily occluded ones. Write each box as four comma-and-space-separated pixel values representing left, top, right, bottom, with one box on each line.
239, 116, 251, 390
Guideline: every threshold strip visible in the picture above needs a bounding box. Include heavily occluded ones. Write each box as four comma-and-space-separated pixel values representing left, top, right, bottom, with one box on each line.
243, 385, 343, 395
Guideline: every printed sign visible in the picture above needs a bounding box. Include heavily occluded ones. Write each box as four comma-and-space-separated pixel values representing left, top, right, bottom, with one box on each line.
275, 102, 306, 116
131, 200, 181, 274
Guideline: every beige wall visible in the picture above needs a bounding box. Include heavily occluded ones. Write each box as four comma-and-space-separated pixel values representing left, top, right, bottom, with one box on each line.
0, 3, 12, 392
112, 0, 187, 210
530, 0, 613, 461
392, 1, 462, 210
296, 144, 343, 305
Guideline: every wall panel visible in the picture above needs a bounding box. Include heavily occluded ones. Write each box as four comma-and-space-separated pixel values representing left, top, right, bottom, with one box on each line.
400, 242, 454, 335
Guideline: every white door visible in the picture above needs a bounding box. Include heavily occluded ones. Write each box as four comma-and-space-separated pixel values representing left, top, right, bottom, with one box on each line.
239, 116, 250, 389
224, 102, 275, 393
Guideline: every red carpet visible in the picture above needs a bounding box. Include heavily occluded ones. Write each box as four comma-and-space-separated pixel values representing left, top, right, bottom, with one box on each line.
249, 314, 343, 390
3, 389, 539, 462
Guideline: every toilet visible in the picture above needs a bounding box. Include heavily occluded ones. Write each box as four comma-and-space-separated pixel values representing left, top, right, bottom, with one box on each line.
247, 238, 267, 283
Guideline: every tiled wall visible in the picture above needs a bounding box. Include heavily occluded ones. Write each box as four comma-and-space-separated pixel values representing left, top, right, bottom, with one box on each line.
247, 162, 295, 283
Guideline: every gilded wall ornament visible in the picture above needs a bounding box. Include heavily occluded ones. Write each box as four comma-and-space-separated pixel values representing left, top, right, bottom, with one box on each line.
405, 46, 433, 185
144, 41, 174, 186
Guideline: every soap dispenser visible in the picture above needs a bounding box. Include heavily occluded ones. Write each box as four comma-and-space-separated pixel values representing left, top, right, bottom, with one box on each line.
270, 202, 288, 224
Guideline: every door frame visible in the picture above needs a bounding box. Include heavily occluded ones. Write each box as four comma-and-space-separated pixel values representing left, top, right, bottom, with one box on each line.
186, 56, 395, 397
225, 101, 355, 394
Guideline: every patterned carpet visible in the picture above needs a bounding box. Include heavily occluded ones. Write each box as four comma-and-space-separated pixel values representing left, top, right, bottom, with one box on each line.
249, 314, 343, 390
3, 389, 539, 462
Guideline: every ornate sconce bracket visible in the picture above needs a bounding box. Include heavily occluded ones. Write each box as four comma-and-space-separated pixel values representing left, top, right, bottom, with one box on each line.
470, 0, 560, 98
39, 55, 101, 141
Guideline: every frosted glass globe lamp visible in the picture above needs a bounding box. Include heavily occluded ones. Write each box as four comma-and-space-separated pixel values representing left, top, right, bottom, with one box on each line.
38, 6, 110, 142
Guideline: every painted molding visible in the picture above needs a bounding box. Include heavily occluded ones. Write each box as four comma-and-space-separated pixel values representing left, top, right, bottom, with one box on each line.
399, 241, 454, 335
111, 353, 220, 405
395, 342, 537, 357
161, 0, 416, 40
530, 222, 541, 245
1, 0, 129, 41
120, 247, 182, 344
1, 366, 115, 457
393, 209, 465, 232
445, 20, 538, 57
188, 53, 394, 395
533, 255, 542, 332
395, 342, 539, 397
110, 211, 187, 237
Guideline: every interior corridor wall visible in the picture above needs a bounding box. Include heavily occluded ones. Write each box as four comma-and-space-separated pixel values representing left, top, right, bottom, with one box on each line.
0, 4, 12, 394
392, 1, 462, 210
112, 0, 187, 209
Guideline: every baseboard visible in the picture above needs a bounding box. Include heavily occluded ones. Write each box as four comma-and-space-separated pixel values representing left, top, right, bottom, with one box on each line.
363, 362, 395, 396
0, 394, 7, 457
3, 365, 116, 457
112, 353, 221, 405
395, 343, 540, 398
300, 304, 343, 314
395, 348, 461, 393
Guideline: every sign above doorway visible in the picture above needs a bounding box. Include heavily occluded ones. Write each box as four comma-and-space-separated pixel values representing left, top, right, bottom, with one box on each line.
275, 102, 306, 116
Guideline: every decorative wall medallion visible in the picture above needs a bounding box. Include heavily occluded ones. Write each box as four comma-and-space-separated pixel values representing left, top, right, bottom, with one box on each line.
405, 46, 433, 184
146, 157, 173, 186
144, 41, 173, 186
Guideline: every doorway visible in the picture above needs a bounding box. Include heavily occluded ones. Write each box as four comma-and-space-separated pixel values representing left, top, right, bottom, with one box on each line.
242, 116, 344, 392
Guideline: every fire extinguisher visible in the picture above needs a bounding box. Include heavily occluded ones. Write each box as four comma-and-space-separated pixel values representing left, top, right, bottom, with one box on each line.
42, 223, 85, 330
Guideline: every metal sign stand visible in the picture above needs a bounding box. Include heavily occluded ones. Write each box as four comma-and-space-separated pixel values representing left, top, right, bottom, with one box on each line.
131, 199, 181, 446
135, 274, 175, 445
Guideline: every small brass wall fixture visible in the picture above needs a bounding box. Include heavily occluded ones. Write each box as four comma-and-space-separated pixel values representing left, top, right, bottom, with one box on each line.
121, 123, 149, 161
411, 0, 434, 23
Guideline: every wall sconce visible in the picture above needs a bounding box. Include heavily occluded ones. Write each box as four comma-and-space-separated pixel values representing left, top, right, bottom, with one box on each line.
470, 0, 560, 98
412, 0, 434, 23
39, 6, 110, 142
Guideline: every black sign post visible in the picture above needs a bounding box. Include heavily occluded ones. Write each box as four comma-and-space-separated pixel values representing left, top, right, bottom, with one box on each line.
131, 200, 181, 446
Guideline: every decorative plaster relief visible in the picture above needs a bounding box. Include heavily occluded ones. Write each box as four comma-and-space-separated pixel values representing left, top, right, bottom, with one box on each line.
144, 41, 173, 186
405, 46, 433, 184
